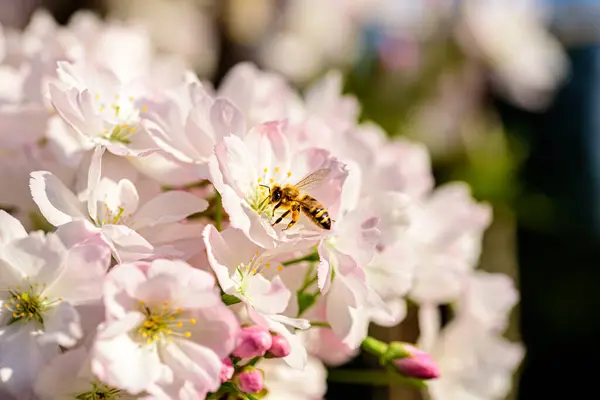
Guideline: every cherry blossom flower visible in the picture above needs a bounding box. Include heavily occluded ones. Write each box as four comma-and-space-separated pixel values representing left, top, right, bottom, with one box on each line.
30, 170, 207, 262
209, 120, 348, 249
141, 73, 245, 181
203, 225, 310, 369
48, 61, 159, 157
0, 212, 111, 398
91, 259, 240, 398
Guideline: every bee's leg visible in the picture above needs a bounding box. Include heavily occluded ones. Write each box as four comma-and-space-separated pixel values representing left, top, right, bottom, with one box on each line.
272, 209, 291, 227
283, 206, 300, 231
272, 201, 282, 217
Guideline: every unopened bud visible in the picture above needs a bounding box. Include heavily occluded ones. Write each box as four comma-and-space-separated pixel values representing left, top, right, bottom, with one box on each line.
266, 333, 291, 358
233, 325, 273, 358
236, 367, 264, 394
220, 357, 234, 382
392, 344, 440, 380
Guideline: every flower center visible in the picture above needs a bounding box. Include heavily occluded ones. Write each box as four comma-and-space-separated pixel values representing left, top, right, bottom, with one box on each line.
136, 302, 196, 345
233, 253, 283, 296
248, 167, 294, 214
93, 93, 143, 144
75, 382, 124, 400
100, 206, 133, 227
3, 280, 61, 326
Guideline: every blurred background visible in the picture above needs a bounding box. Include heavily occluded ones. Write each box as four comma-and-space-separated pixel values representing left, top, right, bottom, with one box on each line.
1, 0, 597, 399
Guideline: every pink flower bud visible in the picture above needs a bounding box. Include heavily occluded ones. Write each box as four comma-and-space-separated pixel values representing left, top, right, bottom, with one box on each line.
266, 333, 291, 358
237, 368, 264, 394
233, 325, 273, 358
393, 345, 440, 380
220, 357, 234, 382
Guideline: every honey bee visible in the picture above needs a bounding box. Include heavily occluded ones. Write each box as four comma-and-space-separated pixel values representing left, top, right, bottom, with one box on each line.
260, 169, 332, 231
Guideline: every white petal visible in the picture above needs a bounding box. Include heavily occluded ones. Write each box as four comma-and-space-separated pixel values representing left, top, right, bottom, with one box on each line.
92, 318, 164, 395
86, 145, 105, 221
0, 210, 27, 244
159, 341, 222, 393
37, 302, 82, 348
101, 224, 154, 263
43, 241, 111, 304
131, 191, 208, 228
202, 225, 240, 292
29, 171, 86, 226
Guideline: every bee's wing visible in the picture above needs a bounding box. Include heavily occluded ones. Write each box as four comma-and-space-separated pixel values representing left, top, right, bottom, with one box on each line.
294, 169, 330, 191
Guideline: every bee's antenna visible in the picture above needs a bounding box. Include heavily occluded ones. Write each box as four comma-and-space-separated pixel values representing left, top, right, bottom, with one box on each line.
259, 184, 271, 193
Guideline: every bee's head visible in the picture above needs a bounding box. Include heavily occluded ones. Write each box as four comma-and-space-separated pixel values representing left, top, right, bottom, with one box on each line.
270, 185, 283, 202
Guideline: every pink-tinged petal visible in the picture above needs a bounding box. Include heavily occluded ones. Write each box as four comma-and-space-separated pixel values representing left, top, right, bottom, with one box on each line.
2, 232, 66, 284
210, 98, 245, 139
190, 305, 240, 358
317, 241, 333, 293
267, 314, 311, 330
0, 325, 60, 399
136, 260, 220, 309
131, 191, 208, 228
128, 152, 205, 186
48, 83, 90, 138
105, 179, 139, 216
158, 341, 222, 393
86, 145, 105, 221
0, 210, 27, 244
365, 287, 396, 327
265, 318, 307, 370
101, 224, 154, 263
34, 347, 90, 400
244, 275, 291, 315
43, 241, 111, 303
244, 121, 290, 174
37, 302, 82, 348
369, 298, 407, 328
139, 221, 205, 260
92, 315, 163, 394
202, 224, 239, 292
325, 275, 369, 349
54, 220, 103, 248
103, 266, 148, 319
29, 171, 87, 226
214, 135, 257, 197
417, 303, 440, 353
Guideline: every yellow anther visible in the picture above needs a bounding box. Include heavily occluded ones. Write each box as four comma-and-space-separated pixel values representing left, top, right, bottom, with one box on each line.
269, 178, 274, 183
257, 178, 262, 182
146, 338, 153, 345
128, 96, 134, 102
176, 308, 182, 314
277, 265, 284, 271
190, 318, 197, 325
163, 302, 169, 306
265, 263, 271, 268
184, 332, 191, 338
95, 94, 101, 100
264, 168, 268, 173
99, 105, 105, 112
177, 322, 183, 327
129, 127, 136, 133
275, 167, 280, 172
3, 304, 8, 308
287, 172, 292, 177
141, 105, 148, 112
252, 268, 257, 274
139, 301, 145, 306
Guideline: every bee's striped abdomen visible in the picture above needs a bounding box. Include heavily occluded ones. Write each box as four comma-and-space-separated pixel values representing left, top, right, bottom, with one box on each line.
301, 196, 332, 230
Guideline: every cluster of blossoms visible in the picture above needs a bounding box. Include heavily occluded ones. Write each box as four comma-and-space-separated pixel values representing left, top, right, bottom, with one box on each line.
0, 10, 523, 400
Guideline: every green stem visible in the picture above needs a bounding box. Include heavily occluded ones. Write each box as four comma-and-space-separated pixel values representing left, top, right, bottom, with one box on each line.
309, 321, 331, 328
245, 356, 261, 367
298, 276, 318, 293
327, 369, 425, 388
221, 294, 241, 306
282, 251, 319, 266
215, 192, 223, 231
